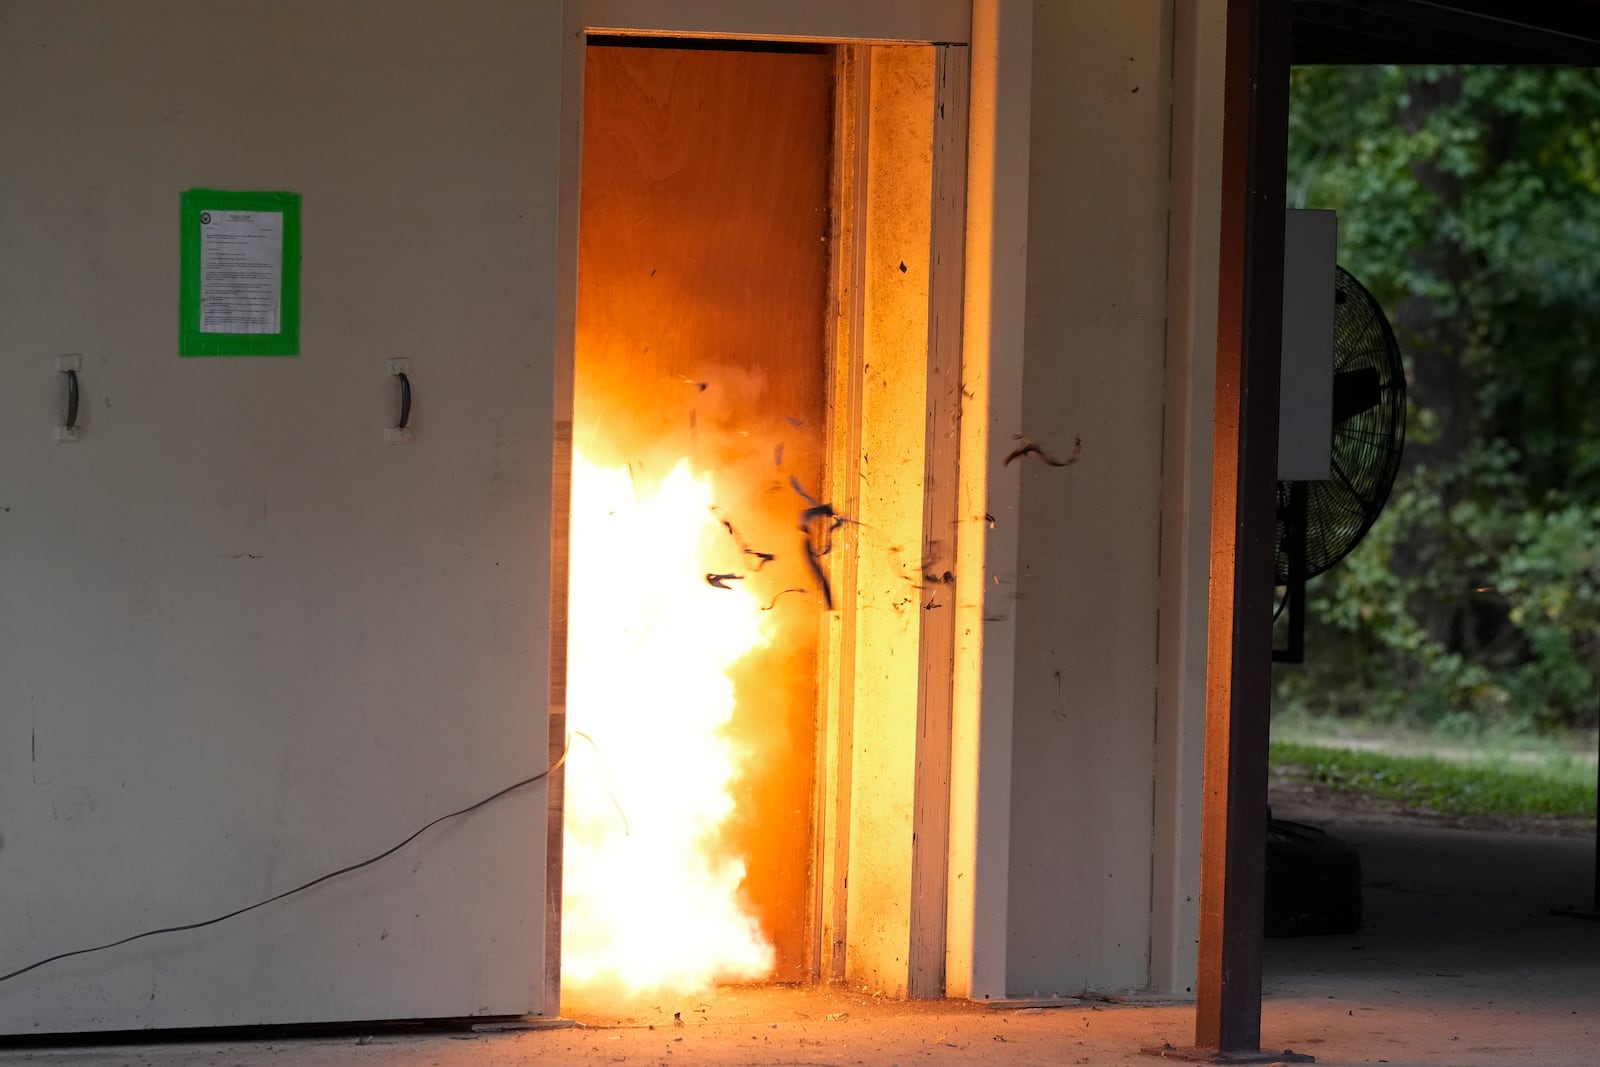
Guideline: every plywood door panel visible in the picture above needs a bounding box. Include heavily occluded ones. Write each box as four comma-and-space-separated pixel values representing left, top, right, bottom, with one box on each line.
0, 1, 561, 1032
575, 43, 833, 981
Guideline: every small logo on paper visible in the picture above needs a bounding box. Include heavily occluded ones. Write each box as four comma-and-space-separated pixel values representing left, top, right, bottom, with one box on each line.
200, 211, 212, 225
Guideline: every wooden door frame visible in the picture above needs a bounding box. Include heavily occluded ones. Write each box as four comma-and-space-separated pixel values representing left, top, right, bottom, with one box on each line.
819, 41, 970, 999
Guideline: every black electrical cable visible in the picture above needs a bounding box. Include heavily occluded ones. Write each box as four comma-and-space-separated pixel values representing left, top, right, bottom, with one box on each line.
0, 750, 567, 986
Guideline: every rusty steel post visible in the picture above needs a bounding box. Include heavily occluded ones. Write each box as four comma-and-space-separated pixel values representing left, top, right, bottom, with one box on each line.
1194, 0, 1291, 1055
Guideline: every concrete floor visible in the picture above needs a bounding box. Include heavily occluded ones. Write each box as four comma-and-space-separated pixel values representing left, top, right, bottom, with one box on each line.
2, 817, 1595, 1067
1258, 816, 1600, 1066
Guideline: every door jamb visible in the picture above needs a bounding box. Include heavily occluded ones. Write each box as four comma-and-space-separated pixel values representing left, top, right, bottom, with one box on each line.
821, 41, 970, 999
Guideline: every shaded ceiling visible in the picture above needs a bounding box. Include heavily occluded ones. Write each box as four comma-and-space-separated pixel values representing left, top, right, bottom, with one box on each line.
1293, 1, 1600, 64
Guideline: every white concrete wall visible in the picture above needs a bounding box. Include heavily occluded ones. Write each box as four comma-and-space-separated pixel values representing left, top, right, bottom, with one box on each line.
1001, 0, 1186, 995
0, 0, 1223, 1019
0, 0, 563, 1031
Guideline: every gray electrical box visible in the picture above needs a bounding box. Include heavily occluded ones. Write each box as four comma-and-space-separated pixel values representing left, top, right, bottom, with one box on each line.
1278, 209, 1338, 481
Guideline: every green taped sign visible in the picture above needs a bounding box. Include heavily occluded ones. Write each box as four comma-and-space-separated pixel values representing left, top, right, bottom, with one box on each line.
179, 189, 301, 356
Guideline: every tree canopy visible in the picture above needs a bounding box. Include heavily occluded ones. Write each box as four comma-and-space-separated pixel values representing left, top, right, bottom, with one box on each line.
1279, 65, 1600, 734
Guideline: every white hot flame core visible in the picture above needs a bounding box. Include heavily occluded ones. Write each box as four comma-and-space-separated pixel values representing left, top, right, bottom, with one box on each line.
561, 448, 775, 996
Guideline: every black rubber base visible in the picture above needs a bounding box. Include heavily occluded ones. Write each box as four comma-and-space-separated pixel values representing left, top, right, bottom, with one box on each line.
1265, 817, 1362, 937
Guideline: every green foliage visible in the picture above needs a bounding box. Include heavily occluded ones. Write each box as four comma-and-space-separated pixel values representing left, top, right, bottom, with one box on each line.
1280, 66, 1600, 734
1270, 741, 1597, 820
1278, 447, 1600, 731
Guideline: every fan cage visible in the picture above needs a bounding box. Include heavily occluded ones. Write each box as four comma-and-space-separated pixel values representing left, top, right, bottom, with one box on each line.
1274, 265, 1406, 586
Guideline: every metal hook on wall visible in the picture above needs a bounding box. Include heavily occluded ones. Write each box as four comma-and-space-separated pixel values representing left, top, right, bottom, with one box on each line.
384, 358, 413, 444
395, 372, 412, 430
55, 354, 81, 443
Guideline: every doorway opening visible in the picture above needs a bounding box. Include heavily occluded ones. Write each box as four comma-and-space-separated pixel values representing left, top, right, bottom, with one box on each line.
557, 35, 970, 1008
562, 39, 833, 1003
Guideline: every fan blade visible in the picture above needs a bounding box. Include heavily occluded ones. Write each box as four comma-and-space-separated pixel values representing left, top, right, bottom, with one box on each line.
1331, 366, 1381, 424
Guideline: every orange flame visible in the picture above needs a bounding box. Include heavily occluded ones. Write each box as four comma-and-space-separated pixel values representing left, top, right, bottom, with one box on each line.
561, 447, 776, 997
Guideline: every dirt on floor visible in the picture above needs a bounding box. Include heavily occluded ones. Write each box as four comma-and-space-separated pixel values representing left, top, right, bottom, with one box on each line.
3, 965, 1594, 1067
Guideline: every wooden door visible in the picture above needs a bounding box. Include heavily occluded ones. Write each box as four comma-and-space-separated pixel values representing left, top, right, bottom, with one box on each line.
574, 41, 833, 982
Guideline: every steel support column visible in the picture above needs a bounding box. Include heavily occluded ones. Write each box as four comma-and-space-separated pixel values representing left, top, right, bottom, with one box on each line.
1194, 0, 1291, 1054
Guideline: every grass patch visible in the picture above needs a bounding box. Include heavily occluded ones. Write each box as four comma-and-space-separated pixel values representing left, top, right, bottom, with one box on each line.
1270, 740, 1598, 820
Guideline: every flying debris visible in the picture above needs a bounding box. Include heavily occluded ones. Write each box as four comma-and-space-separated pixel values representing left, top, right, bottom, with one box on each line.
1003, 435, 1082, 468
788, 474, 823, 509
801, 542, 833, 610
705, 572, 743, 590
762, 588, 807, 611
712, 508, 777, 571
789, 476, 851, 610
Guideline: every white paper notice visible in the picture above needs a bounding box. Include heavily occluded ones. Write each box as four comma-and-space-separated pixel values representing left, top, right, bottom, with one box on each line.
198, 210, 283, 334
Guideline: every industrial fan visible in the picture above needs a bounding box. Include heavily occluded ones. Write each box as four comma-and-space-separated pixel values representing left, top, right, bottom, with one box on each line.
1265, 262, 1406, 937
1273, 264, 1407, 662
